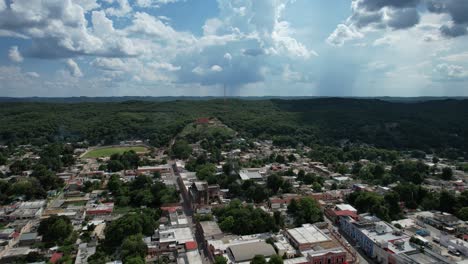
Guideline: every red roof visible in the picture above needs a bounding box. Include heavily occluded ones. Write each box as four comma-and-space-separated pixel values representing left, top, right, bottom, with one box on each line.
161, 206, 182, 213
50, 252, 63, 264
185, 241, 198, 250
196, 118, 210, 124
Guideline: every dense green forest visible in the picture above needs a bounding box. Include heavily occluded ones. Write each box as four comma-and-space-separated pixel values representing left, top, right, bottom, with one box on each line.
1, 98, 467, 157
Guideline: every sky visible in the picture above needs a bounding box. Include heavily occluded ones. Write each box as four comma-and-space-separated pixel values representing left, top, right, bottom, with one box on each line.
0, 0, 468, 97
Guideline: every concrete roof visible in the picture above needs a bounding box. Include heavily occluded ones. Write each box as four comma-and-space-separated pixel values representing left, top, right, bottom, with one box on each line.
335, 204, 357, 212
228, 241, 276, 262
286, 224, 331, 245
239, 170, 262, 181
199, 221, 223, 238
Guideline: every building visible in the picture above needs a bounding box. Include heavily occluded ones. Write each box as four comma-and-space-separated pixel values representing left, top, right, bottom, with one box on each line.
239, 169, 263, 181
339, 214, 453, 264
196, 221, 223, 253
227, 241, 276, 263
189, 181, 220, 207
18, 232, 39, 247
86, 203, 114, 216
284, 224, 333, 251
137, 165, 172, 175
6, 200, 46, 220
152, 226, 197, 256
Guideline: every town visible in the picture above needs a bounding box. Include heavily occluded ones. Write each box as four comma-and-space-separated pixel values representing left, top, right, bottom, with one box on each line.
1, 117, 468, 264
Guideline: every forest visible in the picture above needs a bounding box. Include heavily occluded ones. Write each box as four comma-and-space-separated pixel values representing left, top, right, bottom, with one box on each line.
0, 98, 467, 157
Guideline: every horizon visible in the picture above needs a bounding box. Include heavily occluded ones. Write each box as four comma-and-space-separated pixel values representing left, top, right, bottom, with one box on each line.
1, 0, 468, 97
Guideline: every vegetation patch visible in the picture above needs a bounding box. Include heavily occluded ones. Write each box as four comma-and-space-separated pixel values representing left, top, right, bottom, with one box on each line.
83, 146, 148, 158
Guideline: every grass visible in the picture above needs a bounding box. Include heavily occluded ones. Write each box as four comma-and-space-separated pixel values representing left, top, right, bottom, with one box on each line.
83, 146, 148, 158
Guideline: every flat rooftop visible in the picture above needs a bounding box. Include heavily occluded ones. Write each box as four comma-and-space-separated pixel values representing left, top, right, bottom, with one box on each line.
286, 224, 331, 245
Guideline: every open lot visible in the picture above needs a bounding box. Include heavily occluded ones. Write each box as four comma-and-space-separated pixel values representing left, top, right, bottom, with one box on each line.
83, 146, 148, 158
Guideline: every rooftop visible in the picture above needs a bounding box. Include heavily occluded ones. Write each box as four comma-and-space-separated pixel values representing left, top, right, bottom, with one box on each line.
228, 241, 276, 262
286, 224, 331, 245
199, 221, 223, 238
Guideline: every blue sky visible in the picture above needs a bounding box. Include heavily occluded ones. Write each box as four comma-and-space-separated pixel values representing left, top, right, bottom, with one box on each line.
1, 0, 468, 97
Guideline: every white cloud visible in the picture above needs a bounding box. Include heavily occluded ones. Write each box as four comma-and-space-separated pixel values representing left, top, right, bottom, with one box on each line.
65, 59, 83, 77
211, 65, 223, 72
327, 24, 363, 46
105, 0, 132, 17
441, 52, 468, 62
8, 46, 23, 63
72, 0, 100, 12
135, 0, 182, 8
26, 72, 40, 78
434, 63, 468, 80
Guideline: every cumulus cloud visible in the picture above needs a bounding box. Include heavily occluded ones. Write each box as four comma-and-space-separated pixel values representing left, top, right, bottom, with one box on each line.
329, 0, 468, 46
434, 63, 468, 81
327, 24, 363, 46
8, 46, 23, 63
65, 59, 83, 77
427, 0, 468, 37
0, 1, 139, 59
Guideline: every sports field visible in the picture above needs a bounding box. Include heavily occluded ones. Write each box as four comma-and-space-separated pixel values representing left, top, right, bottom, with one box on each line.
83, 146, 148, 158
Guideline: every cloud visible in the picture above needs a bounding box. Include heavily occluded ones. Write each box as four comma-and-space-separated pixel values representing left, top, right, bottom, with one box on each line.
26, 72, 40, 78
441, 52, 468, 62
135, 0, 183, 8
211, 65, 223, 72
105, 0, 132, 17
434, 63, 468, 81
0, 1, 139, 59
65, 59, 83, 77
8, 46, 23, 63
329, 0, 468, 45
427, 0, 468, 37
327, 0, 424, 45
327, 24, 364, 46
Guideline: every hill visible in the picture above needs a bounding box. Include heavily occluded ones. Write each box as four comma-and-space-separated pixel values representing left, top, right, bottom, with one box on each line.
0, 98, 467, 157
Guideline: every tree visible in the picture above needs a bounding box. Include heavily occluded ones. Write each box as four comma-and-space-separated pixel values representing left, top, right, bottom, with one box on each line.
439, 190, 457, 213
384, 191, 403, 219
289, 197, 322, 226
107, 160, 124, 172
88, 251, 108, 264
0, 153, 6, 166
125, 256, 145, 264
103, 211, 158, 252
121, 234, 147, 262
312, 182, 322, 192
38, 215, 73, 246
287, 199, 299, 215
441, 167, 453, 181
267, 174, 284, 194
251, 255, 267, 264
457, 207, 468, 221
275, 155, 285, 164
219, 216, 235, 232
268, 255, 283, 264
171, 140, 192, 159
214, 256, 228, 264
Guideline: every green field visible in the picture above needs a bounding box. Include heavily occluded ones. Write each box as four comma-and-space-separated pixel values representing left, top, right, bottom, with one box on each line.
83, 146, 148, 158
